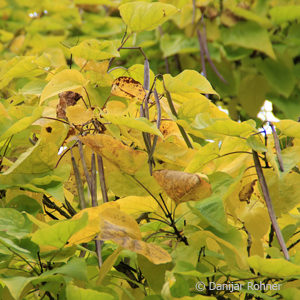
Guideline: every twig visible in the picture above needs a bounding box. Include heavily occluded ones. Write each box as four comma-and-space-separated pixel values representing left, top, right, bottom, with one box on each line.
252, 150, 289, 260
42, 194, 71, 219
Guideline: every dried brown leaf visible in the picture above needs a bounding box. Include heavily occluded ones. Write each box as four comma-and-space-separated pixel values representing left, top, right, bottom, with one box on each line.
56, 91, 81, 119
153, 169, 212, 204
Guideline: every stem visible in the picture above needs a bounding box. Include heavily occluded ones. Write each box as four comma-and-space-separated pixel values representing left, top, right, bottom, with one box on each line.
95, 240, 103, 268
97, 154, 108, 203
196, 27, 207, 79
70, 149, 86, 209
269, 122, 284, 172
163, 84, 193, 149
91, 153, 97, 207
7, 247, 40, 275
148, 88, 161, 160
252, 150, 289, 260
77, 140, 92, 195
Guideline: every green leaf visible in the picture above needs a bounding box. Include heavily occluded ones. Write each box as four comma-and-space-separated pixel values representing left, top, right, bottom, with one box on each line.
18, 79, 47, 95
40, 69, 88, 103
119, 2, 178, 32
185, 113, 256, 138
188, 195, 228, 233
138, 255, 173, 293
228, 6, 272, 28
66, 284, 114, 300
6, 195, 41, 215
256, 58, 296, 98
246, 135, 267, 152
97, 246, 122, 285
0, 236, 30, 254
0, 277, 35, 300
0, 106, 43, 142
221, 22, 275, 59
31, 212, 88, 249
264, 170, 300, 217
160, 34, 199, 58
70, 39, 120, 61
103, 114, 163, 137
248, 255, 300, 277
164, 70, 217, 95
270, 5, 300, 24
0, 208, 31, 239
0, 56, 46, 89
0, 139, 70, 195
238, 74, 269, 117
41, 257, 88, 281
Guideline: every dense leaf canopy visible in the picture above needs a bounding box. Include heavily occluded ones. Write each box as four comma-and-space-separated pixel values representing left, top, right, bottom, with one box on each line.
0, 0, 300, 299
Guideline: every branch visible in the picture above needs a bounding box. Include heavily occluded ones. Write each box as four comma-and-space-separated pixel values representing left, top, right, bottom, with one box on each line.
252, 150, 289, 260
269, 122, 284, 172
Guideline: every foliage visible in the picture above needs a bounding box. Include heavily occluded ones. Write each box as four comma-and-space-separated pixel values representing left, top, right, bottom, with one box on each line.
0, 0, 300, 299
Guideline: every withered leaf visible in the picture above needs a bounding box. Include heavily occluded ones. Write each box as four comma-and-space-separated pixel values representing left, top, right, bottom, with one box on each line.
111, 76, 146, 101
99, 208, 171, 264
153, 169, 212, 204
239, 180, 257, 204
56, 91, 82, 120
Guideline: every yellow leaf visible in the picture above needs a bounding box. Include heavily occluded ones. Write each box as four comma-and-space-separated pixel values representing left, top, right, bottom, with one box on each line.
276, 120, 300, 139
75, 58, 113, 87
97, 246, 122, 285
99, 207, 142, 240
99, 208, 171, 264
66, 104, 93, 125
119, 2, 178, 32
80, 134, 147, 174
116, 196, 158, 218
164, 70, 218, 95
40, 69, 88, 104
68, 202, 120, 245
153, 170, 212, 204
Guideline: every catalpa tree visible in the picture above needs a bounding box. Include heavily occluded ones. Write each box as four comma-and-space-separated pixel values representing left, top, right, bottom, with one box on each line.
0, 1, 300, 299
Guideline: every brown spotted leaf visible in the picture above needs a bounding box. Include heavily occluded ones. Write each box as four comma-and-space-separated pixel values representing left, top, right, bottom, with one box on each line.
153, 169, 212, 204
111, 76, 146, 101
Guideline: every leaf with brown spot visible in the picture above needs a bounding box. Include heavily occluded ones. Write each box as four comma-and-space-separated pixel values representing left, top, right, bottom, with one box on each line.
80, 134, 147, 174
239, 180, 257, 204
111, 76, 146, 101
153, 169, 212, 204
